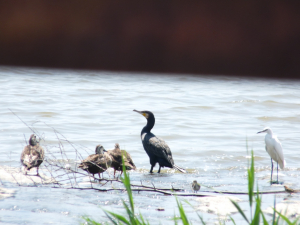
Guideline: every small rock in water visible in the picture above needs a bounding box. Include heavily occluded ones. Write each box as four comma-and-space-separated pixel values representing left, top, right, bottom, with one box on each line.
156, 207, 165, 211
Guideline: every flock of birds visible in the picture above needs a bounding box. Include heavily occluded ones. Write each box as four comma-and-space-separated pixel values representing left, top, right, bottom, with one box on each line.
19, 109, 294, 194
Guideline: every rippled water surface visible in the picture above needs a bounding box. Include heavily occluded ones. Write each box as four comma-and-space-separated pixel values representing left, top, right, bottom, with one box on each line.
1, 66, 300, 224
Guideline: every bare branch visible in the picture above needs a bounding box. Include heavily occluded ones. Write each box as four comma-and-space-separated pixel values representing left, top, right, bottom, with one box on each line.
5, 111, 287, 198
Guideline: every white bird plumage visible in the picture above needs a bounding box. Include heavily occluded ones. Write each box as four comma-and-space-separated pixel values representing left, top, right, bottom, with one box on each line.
257, 127, 285, 184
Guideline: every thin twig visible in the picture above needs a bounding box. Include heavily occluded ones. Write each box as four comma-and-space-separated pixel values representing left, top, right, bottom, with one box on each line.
7, 111, 289, 198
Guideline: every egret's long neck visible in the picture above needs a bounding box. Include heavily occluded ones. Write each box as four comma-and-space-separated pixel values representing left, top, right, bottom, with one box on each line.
141, 116, 155, 135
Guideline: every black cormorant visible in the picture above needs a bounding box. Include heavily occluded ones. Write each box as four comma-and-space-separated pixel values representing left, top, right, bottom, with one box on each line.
78, 144, 112, 179
107, 143, 136, 177
133, 110, 186, 173
20, 134, 45, 175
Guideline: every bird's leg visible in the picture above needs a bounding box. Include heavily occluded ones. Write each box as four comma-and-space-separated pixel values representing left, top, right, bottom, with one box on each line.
113, 169, 116, 178
36, 167, 39, 176
150, 165, 154, 174
270, 159, 273, 184
157, 166, 161, 173
98, 173, 101, 180
23, 166, 28, 175
277, 162, 279, 184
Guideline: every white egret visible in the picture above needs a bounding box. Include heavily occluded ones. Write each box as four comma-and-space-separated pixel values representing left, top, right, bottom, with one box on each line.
257, 127, 285, 184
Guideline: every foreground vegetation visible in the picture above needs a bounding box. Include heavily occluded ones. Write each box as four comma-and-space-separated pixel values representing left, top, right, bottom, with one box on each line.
83, 151, 299, 225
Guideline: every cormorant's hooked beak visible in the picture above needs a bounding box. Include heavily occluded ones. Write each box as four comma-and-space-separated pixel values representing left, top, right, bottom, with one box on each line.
133, 109, 141, 114
133, 109, 148, 119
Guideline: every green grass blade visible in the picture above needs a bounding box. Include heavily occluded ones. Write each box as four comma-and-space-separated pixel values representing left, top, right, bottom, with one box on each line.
274, 209, 299, 225
120, 152, 135, 213
230, 199, 249, 224
138, 211, 149, 225
250, 195, 261, 225
105, 210, 131, 224
197, 213, 207, 225
174, 216, 179, 225
83, 151, 148, 225
275, 212, 280, 225
121, 200, 136, 224
176, 197, 190, 225
292, 219, 300, 225
82, 216, 102, 225
248, 150, 255, 208
104, 211, 122, 225
260, 212, 269, 225
229, 216, 236, 225
184, 201, 206, 225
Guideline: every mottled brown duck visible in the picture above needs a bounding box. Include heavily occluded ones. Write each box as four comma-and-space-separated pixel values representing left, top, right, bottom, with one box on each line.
107, 143, 136, 177
20, 134, 45, 175
78, 144, 112, 179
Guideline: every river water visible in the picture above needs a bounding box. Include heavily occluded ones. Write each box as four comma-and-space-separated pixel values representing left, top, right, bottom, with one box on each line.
0, 66, 300, 224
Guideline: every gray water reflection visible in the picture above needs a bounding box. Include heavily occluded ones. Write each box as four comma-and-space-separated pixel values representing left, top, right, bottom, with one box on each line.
1, 67, 300, 224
